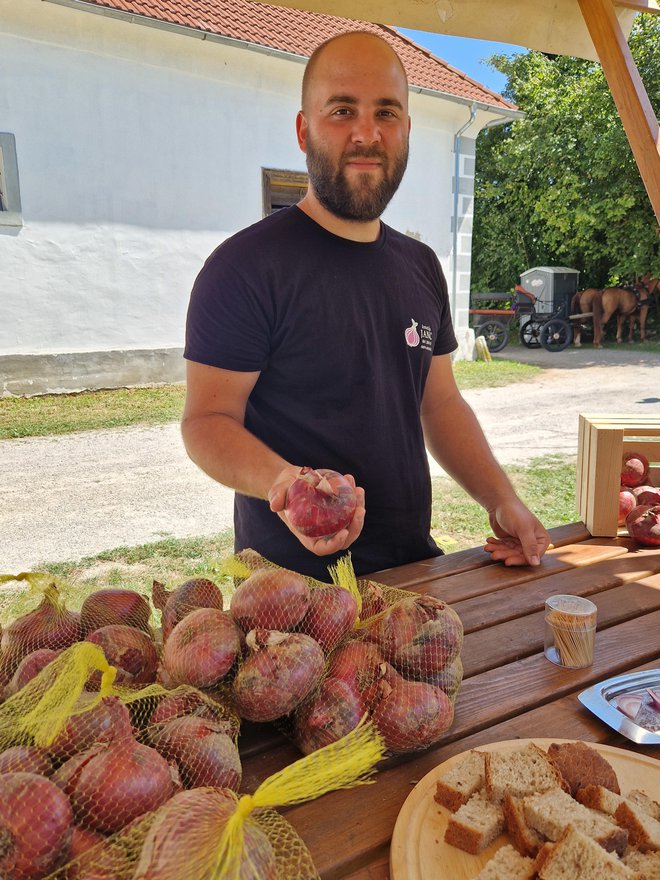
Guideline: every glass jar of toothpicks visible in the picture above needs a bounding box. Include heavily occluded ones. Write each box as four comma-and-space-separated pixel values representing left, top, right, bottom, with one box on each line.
544, 595, 598, 668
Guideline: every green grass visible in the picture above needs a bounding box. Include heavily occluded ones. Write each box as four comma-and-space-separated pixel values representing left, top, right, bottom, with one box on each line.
0, 363, 542, 440
0, 384, 186, 439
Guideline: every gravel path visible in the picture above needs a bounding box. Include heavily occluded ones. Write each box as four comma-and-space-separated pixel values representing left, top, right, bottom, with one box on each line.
2, 345, 658, 572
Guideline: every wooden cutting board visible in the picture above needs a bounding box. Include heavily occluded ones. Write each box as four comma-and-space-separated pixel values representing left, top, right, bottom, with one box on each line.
390, 738, 660, 880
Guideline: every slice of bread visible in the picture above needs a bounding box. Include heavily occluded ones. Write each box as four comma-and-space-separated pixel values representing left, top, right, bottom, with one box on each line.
547, 741, 620, 796
615, 801, 660, 852
502, 793, 546, 857
576, 783, 624, 815
533, 825, 639, 879
628, 790, 660, 822
474, 843, 536, 879
623, 847, 660, 880
485, 742, 567, 804
444, 792, 505, 855
434, 749, 485, 812
523, 788, 628, 855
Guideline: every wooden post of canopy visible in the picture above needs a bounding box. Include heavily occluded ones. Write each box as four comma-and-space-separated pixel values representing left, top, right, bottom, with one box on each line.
578, 0, 660, 221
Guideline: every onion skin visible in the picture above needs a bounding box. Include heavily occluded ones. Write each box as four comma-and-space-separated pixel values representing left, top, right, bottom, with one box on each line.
360, 581, 388, 619
632, 485, 660, 506
299, 585, 358, 652
150, 688, 239, 738
66, 736, 175, 834
80, 589, 152, 636
85, 624, 159, 687
364, 595, 463, 679
370, 670, 454, 752
625, 504, 660, 546
158, 578, 224, 641
48, 694, 134, 763
294, 677, 366, 754
230, 568, 311, 632
285, 467, 357, 538
0, 745, 53, 777
132, 788, 277, 880
161, 608, 242, 689
6, 647, 61, 695
327, 639, 387, 697
618, 488, 636, 526
232, 630, 325, 722
0, 772, 74, 879
146, 715, 242, 790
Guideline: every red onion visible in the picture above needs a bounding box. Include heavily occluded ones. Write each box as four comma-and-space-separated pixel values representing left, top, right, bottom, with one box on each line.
0, 771, 73, 879
294, 677, 367, 754
327, 639, 387, 698
370, 669, 454, 752
132, 788, 277, 880
364, 595, 463, 678
48, 694, 134, 763
161, 608, 242, 688
360, 581, 388, 619
230, 568, 311, 632
621, 451, 649, 487
285, 467, 357, 538
150, 687, 239, 738
299, 584, 358, 652
0, 585, 80, 676
632, 485, 660, 506
80, 588, 152, 636
147, 715, 242, 790
232, 629, 325, 722
625, 504, 660, 546
85, 624, 159, 687
66, 736, 175, 833
618, 488, 636, 525
6, 647, 61, 695
156, 578, 224, 641
0, 745, 53, 776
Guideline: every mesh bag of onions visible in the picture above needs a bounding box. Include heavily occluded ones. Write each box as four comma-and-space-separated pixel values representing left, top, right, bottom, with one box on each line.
0, 624, 385, 880
223, 550, 464, 756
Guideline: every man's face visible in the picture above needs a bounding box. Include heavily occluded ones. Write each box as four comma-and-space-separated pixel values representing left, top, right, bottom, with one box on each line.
297, 35, 411, 222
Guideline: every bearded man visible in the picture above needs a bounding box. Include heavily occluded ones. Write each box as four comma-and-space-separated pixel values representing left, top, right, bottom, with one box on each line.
181, 31, 549, 580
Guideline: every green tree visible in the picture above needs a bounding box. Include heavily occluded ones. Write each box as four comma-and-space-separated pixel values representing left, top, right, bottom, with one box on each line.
472, 15, 659, 293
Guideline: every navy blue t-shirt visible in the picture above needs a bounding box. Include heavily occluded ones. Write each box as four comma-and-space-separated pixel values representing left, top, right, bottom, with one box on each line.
184, 206, 458, 580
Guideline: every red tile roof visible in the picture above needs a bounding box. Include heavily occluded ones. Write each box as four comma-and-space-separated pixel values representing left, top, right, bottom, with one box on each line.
74, 0, 516, 110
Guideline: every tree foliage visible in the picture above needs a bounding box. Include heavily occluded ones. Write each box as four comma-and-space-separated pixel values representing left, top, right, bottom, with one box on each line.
471, 15, 659, 292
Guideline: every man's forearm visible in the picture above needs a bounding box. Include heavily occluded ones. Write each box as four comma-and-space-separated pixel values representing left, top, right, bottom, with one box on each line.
181, 413, 294, 500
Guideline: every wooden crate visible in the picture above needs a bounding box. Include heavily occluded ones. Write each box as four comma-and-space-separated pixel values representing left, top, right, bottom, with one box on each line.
577, 415, 660, 536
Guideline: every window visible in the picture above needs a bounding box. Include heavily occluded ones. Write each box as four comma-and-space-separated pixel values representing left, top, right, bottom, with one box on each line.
0, 133, 22, 227
262, 168, 308, 216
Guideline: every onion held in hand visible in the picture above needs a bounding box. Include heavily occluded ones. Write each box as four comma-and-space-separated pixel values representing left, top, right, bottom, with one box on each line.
285, 467, 357, 538
626, 504, 660, 546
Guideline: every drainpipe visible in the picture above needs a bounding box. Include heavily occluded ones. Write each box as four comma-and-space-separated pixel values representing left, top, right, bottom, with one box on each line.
451, 104, 477, 321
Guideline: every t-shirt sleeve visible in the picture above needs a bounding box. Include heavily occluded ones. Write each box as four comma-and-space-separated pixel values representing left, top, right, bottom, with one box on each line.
183, 247, 273, 372
428, 250, 458, 356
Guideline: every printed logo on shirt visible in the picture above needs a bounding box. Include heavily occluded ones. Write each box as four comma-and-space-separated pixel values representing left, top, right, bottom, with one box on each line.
405, 318, 433, 352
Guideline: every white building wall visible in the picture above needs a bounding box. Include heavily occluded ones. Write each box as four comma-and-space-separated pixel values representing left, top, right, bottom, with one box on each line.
0, 0, 486, 394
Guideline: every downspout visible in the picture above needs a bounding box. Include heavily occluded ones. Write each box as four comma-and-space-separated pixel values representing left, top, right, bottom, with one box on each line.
451, 104, 477, 321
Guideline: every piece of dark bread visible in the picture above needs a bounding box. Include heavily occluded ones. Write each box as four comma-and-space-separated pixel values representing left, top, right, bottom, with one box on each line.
547, 741, 620, 797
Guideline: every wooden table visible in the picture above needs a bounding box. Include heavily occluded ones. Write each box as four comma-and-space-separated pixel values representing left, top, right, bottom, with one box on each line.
238, 522, 660, 879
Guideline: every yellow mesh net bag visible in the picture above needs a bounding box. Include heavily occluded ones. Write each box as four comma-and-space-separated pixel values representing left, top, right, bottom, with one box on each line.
218, 550, 464, 755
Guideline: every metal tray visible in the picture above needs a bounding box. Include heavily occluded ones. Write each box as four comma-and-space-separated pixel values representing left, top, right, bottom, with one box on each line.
578, 670, 660, 745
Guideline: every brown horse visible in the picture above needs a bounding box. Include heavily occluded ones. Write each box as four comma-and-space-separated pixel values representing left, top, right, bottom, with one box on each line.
572, 274, 659, 347
571, 288, 602, 346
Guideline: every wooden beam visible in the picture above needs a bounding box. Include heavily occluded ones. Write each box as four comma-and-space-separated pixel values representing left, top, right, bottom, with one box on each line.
578, 0, 660, 221
614, 0, 659, 12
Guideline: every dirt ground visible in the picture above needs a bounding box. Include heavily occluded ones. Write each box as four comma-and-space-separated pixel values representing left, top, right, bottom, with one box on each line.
1, 343, 658, 572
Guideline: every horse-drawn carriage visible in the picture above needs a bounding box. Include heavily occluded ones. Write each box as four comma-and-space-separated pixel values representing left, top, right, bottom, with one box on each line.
470, 267, 659, 353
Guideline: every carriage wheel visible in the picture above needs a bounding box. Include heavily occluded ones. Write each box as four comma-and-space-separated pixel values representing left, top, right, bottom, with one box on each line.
476, 320, 509, 353
540, 318, 572, 353
519, 320, 543, 348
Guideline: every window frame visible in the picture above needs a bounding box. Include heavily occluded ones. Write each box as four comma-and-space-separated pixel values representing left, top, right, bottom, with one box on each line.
262, 168, 308, 216
0, 133, 22, 227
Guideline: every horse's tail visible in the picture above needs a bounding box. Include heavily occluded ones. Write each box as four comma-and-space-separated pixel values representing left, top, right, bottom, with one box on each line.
592, 290, 604, 346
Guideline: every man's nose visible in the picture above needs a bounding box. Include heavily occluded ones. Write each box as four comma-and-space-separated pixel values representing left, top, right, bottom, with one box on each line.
351, 116, 381, 145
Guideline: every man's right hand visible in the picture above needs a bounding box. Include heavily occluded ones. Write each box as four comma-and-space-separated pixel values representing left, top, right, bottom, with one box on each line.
268, 466, 366, 556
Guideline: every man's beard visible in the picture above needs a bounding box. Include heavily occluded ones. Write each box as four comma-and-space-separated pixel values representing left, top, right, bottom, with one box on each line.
305, 136, 409, 222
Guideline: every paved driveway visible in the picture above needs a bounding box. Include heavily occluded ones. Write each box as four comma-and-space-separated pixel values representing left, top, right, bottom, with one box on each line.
1, 344, 658, 572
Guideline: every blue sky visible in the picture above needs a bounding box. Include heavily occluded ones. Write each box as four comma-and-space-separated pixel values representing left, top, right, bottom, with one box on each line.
397, 29, 524, 95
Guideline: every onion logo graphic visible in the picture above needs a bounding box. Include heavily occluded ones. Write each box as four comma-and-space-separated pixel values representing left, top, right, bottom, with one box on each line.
405, 319, 420, 347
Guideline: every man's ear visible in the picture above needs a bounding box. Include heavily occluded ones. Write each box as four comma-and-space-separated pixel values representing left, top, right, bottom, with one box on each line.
296, 110, 308, 152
